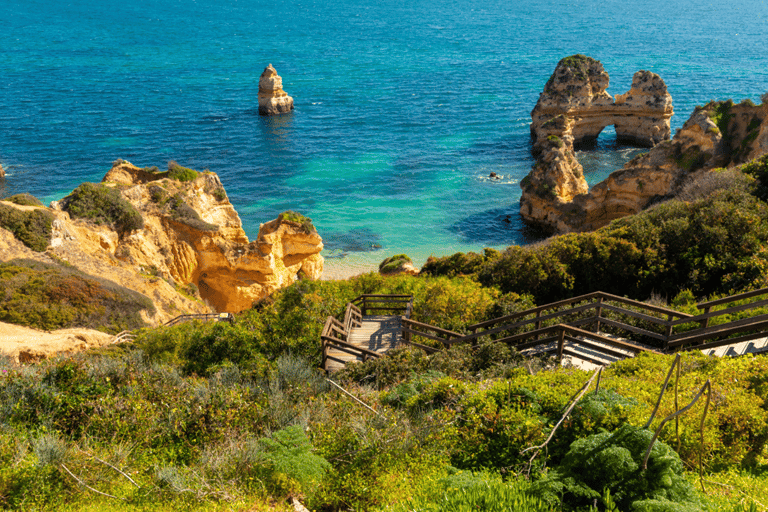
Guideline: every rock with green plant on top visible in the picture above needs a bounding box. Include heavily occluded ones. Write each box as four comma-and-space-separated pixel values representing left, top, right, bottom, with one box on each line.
379, 253, 419, 276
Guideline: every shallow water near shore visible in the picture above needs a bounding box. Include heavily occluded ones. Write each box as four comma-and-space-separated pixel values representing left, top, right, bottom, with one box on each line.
2, 0, 768, 278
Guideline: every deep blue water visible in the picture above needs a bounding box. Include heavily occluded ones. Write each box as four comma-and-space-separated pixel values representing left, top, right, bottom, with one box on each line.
2, 0, 767, 275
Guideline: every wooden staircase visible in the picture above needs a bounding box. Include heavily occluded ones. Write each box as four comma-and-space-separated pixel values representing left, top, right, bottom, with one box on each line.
320, 287, 768, 371
321, 295, 413, 372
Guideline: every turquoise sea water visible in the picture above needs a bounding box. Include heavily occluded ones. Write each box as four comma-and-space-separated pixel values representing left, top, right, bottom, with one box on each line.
2, 0, 767, 276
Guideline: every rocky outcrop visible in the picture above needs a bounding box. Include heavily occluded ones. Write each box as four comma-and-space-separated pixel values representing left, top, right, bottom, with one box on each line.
100, 160, 323, 313
530, 55, 673, 152
1, 160, 323, 322
258, 64, 294, 116
0, 164, 4, 179
521, 96, 768, 233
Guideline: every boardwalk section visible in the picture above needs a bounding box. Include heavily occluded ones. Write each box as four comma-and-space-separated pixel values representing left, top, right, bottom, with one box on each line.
324, 315, 404, 372
320, 288, 768, 372
321, 295, 413, 372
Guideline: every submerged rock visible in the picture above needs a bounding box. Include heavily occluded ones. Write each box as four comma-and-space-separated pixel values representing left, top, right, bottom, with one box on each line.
258, 64, 294, 116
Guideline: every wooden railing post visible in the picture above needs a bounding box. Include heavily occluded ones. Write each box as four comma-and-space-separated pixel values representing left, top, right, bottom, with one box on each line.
321, 338, 328, 370
665, 313, 674, 350
557, 328, 566, 362
701, 307, 711, 329
595, 296, 603, 333
535, 310, 542, 340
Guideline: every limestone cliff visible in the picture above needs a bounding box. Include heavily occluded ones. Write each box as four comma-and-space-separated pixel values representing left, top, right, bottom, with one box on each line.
0, 160, 323, 324
521, 94, 768, 233
99, 160, 323, 313
258, 64, 294, 116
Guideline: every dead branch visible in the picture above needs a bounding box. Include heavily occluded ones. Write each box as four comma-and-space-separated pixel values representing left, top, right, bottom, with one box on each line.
60, 463, 125, 501
521, 368, 601, 468
326, 378, 383, 417
93, 456, 140, 488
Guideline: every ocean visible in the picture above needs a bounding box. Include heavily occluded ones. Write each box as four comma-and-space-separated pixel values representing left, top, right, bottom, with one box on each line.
2, 0, 767, 277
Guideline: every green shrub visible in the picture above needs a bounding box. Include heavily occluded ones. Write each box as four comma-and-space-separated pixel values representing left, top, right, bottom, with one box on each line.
61, 182, 143, 233
705, 100, 734, 139
741, 153, 768, 201
385, 468, 555, 512
278, 210, 316, 234
4, 193, 43, 207
546, 135, 564, 148
255, 425, 330, 496
421, 249, 499, 277
0, 203, 52, 251
167, 161, 198, 182
531, 424, 701, 511
477, 188, 768, 303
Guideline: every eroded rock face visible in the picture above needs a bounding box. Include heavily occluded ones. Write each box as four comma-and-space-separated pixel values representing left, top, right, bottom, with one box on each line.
530, 55, 673, 152
103, 161, 323, 313
258, 64, 294, 116
521, 95, 768, 233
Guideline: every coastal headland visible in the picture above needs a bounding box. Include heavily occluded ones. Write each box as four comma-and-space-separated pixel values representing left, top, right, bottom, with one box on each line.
0, 160, 324, 331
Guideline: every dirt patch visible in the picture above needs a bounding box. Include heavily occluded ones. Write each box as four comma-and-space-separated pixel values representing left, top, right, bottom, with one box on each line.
0, 321, 114, 363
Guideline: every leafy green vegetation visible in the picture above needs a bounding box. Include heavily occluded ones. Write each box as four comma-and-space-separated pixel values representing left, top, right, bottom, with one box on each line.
0, 203, 53, 251
705, 99, 734, 139
0, 259, 154, 332
278, 210, 316, 234
61, 183, 143, 234
532, 425, 701, 511
4, 193, 44, 207
166, 161, 198, 182
546, 135, 564, 148
427, 188, 768, 304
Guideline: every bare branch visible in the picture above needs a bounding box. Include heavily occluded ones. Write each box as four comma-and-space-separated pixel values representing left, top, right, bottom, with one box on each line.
60, 463, 125, 501
326, 378, 383, 417
644, 353, 681, 429
521, 368, 601, 467
92, 456, 140, 488
642, 379, 711, 471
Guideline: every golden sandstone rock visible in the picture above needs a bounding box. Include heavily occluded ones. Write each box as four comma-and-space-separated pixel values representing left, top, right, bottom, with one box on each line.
258, 64, 294, 116
521, 57, 768, 234
0, 160, 323, 322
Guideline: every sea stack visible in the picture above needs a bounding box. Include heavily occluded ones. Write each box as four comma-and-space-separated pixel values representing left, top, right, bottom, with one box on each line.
258, 64, 294, 116
0, 164, 5, 179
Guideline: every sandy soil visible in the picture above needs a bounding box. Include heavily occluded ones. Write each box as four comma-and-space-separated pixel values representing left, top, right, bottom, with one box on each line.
0, 321, 115, 363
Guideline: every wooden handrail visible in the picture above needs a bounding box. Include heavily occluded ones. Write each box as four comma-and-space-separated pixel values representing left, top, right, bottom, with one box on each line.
466, 291, 691, 332
697, 287, 768, 309
165, 312, 234, 327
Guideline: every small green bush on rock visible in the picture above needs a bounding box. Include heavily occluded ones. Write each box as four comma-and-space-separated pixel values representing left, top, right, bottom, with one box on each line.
278, 210, 316, 234
0, 203, 53, 251
61, 183, 143, 234
167, 161, 198, 182
4, 193, 43, 207
379, 254, 413, 274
